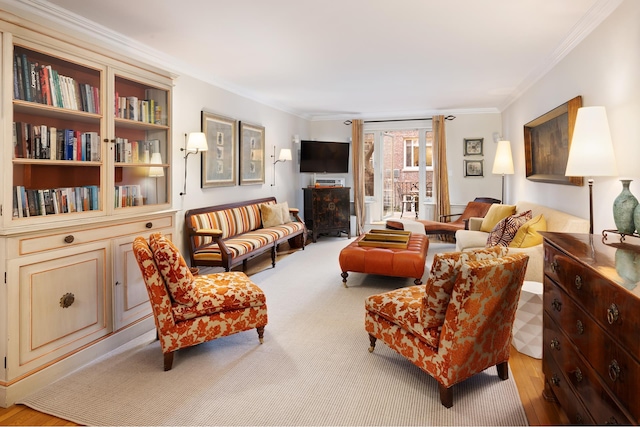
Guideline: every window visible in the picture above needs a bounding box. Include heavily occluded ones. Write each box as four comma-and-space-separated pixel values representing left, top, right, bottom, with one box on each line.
404, 136, 433, 170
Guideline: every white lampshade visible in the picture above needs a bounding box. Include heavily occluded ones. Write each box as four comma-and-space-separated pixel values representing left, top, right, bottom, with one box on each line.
278, 148, 292, 161
148, 152, 164, 177
186, 132, 209, 153
492, 140, 514, 175
565, 106, 618, 177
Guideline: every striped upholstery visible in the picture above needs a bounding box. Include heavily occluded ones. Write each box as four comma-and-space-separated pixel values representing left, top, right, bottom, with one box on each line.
189, 202, 268, 247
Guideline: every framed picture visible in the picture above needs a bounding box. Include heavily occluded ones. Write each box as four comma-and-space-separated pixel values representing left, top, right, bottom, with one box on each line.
463, 138, 483, 156
201, 111, 237, 188
524, 95, 583, 186
464, 159, 484, 177
239, 121, 265, 185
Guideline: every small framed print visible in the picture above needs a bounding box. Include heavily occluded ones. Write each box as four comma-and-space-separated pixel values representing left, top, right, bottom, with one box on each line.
239, 121, 265, 185
463, 138, 483, 156
201, 111, 237, 188
464, 159, 484, 177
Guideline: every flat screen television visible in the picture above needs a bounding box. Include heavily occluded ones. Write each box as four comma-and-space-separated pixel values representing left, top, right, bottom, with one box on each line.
299, 140, 350, 173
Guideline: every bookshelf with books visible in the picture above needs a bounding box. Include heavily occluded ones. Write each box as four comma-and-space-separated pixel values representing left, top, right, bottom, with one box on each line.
0, 20, 175, 407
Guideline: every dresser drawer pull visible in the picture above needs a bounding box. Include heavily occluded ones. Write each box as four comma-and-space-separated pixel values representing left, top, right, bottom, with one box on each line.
576, 319, 584, 335
64, 235, 75, 244
574, 275, 582, 290
550, 260, 558, 273
551, 299, 562, 312
607, 303, 619, 324
550, 338, 561, 351
605, 416, 619, 425
608, 360, 621, 382
574, 368, 583, 382
59, 292, 75, 308
576, 414, 583, 424
550, 374, 560, 387
146, 222, 153, 229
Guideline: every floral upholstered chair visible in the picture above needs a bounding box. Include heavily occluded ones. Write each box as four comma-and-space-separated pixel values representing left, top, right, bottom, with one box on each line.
365, 247, 529, 408
132, 233, 268, 371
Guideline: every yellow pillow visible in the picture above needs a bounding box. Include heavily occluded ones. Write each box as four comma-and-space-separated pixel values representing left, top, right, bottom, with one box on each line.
260, 203, 283, 227
509, 214, 547, 248
480, 204, 516, 232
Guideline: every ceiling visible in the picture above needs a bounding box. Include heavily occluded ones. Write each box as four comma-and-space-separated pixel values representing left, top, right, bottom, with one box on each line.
6, 0, 623, 120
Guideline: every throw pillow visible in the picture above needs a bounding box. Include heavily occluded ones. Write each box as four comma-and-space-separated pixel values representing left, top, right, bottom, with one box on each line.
510, 214, 547, 248
421, 246, 507, 329
480, 204, 517, 232
487, 210, 532, 247
149, 233, 200, 307
260, 203, 284, 227
279, 201, 292, 224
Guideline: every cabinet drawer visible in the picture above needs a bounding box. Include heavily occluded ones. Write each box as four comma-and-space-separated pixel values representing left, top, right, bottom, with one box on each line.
544, 243, 640, 358
544, 312, 632, 425
16, 214, 173, 255
543, 347, 595, 425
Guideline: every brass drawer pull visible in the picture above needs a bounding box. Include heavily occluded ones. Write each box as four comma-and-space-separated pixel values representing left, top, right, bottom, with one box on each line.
146, 222, 153, 229
550, 260, 558, 273
607, 303, 619, 324
64, 235, 75, 244
574, 275, 582, 290
608, 359, 621, 382
605, 416, 619, 425
576, 414, 584, 424
551, 299, 562, 312
550, 338, 561, 351
59, 292, 75, 308
576, 320, 584, 335
574, 368, 583, 382
550, 374, 560, 386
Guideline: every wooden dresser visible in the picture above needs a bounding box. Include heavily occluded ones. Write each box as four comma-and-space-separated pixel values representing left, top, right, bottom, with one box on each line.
302, 187, 351, 242
541, 232, 640, 424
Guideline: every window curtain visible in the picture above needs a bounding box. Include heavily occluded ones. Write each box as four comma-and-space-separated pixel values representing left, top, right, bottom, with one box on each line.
352, 119, 365, 235
433, 115, 451, 226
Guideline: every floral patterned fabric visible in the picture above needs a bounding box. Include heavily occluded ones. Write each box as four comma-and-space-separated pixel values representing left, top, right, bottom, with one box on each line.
132, 237, 268, 358
365, 253, 528, 391
149, 233, 200, 306
421, 247, 507, 329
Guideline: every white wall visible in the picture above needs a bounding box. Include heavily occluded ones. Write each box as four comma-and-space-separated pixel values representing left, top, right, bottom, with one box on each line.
171, 74, 309, 253
501, 0, 640, 234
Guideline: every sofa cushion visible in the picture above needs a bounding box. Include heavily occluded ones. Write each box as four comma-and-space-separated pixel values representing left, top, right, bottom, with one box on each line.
260, 203, 284, 227
279, 201, 292, 224
510, 214, 547, 248
149, 233, 200, 307
480, 204, 516, 232
421, 246, 507, 329
487, 210, 532, 247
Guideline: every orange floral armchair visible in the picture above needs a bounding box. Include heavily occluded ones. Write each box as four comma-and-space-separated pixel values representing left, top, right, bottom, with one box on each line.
365, 248, 528, 408
132, 233, 268, 371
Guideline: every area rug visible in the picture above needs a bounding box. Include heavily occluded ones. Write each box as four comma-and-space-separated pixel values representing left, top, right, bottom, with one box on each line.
19, 238, 527, 426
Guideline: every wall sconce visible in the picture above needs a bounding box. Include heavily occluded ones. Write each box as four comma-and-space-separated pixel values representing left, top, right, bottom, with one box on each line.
179, 132, 208, 196
492, 140, 514, 204
292, 135, 300, 144
271, 146, 292, 187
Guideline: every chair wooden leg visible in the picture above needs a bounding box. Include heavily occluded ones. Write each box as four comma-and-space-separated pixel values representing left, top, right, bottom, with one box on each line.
163, 352, 174, 371
439, 383, 453, 408
496, 361, 509, 380
368, 334, 377, 353
257, 326, 265, 344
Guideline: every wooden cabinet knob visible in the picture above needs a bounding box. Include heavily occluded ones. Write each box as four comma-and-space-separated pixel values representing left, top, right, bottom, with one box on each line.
64, 235, 74, 244
59, 292, 75, 308
145, 222, 153, 229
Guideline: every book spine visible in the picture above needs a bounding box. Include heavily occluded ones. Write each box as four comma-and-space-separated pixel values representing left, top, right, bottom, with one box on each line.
21, 53, 31, 102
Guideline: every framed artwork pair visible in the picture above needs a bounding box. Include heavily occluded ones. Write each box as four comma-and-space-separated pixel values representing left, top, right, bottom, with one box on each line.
201, 111, 265, 187
463, 137, 484, 177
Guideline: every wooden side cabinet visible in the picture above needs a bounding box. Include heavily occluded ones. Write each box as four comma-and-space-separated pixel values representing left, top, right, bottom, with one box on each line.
541, 232, 640, 425
302, 187, 351, 243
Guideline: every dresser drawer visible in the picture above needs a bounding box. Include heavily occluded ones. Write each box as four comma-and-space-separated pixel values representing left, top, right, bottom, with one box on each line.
544, 243, 640, 358
543, 345, 595, 425
543, 312, 632, 425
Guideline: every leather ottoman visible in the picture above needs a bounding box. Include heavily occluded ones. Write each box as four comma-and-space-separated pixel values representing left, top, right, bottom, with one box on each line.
339, 233, 429, 287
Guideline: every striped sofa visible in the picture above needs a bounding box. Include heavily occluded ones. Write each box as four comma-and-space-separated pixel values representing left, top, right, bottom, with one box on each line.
185, 197, 306, 272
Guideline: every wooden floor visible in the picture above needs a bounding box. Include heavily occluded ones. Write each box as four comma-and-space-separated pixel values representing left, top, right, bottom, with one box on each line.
0, 241, 570, 425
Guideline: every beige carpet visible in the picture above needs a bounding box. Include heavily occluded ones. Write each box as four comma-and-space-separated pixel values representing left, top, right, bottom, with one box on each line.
19, 238, 528, 426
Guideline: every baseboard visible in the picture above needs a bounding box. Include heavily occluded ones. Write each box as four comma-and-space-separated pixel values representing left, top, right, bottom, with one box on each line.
0, 318, 155, 408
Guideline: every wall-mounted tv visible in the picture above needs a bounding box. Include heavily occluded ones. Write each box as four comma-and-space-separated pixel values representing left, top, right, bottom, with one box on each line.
299, 140, 350, 173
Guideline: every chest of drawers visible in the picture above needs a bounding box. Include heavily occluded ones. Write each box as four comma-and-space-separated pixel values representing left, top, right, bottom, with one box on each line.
541, 232, 640, 424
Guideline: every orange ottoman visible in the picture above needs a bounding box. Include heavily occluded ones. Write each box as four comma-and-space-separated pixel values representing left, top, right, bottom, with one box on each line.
339, 233, 429, 287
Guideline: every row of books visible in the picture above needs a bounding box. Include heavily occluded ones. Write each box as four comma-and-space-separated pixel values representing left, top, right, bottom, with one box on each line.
115, 94, 163, 125
13, 122, 101, 161
115, 185, 144, 208
114, 138, 157, 164
13, 52, 100, 113
13, 185, 100, 218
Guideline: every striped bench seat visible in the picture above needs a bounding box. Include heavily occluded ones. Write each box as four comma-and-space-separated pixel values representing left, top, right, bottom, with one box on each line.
185, 197, 307, 272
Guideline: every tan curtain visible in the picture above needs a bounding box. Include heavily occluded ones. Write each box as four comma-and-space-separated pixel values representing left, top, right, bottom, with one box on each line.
433, 115, 451, 224
351, 119, 365, 235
